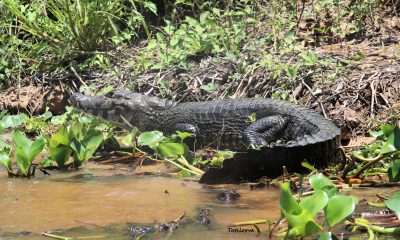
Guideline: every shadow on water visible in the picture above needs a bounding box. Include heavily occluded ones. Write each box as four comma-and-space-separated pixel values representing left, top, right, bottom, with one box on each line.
0, 164, 281, 239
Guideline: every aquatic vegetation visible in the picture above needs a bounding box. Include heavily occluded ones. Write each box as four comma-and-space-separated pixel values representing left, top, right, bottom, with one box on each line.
345, 123, 400, 181
47, 111, 115, 168
385, 192, 400, 220
0, 141, 13, 176
194, 150, 236, 168
0, 110, 53, 134
234, 173, 400, 239
345, 192, 400, 238
137, 130, 204, 176
0, 112, 28, 132
48, 123, 104, 168
69, 127, 104, 167
279, 173, 357, 239
1, 130, 47, 177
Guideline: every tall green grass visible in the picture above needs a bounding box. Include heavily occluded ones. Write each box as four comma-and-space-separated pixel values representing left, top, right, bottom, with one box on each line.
4, 0, 145, 52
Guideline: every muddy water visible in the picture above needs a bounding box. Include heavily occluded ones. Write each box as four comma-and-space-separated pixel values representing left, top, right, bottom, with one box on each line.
0, 164, 281, 239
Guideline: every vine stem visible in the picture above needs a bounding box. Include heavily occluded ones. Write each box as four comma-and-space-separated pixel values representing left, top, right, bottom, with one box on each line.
352, 156, 387, 179
345, 220, 400, 235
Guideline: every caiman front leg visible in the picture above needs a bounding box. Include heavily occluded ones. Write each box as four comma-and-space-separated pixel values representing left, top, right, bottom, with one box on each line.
242, 115, 288, 148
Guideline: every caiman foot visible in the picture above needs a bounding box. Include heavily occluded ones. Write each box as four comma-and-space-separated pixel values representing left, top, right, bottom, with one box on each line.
242, 115, 288, 149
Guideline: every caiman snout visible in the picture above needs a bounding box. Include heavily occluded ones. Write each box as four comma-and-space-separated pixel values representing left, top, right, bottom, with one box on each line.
70, 93, 110, 110
69, 93, 83, 108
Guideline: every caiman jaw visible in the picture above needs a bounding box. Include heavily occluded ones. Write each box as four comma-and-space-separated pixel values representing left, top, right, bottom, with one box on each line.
69, 92, 142, 130
70, 93, 109, 111
70, 93, 115, 121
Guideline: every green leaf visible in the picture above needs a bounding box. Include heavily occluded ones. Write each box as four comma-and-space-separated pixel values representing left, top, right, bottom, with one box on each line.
388, 159, 400, 182
40, 110, 53, 120
368, 130, 383, 138
309, 173, 335, 192
280, 182, 302, 215
138, 131, 165, 147
380, 125, 400, 154
299, 190, 328, 216
68, 122, 83, 140
14, 150, 29, 175
70, 140, 85, 164
317, 232, 338, 240
0, 110, 7, 119
143, 1, 157, 14
301, 161, 317, 172
381, 125, 394, 137
380, 142, 397, 154
12, 131, 45, 176
30, 137, 46, 160
384, 192, 400, 220
280, 183, 322, 238
121, 127, 138, 147
175, 131, 194, 142
200, 82, 217, 92
50, 146, 72, 167
300, 51, 318, 66
0, 139, 12, 154
51, 115, 66, 125
284, 209, 322, 238
248, 113, 257, 122
39, 157, 54, 167
83, 130, 103, 162
388, 125, 400, 149
79, 115, 93, 125
49, 124, 71, 147
325, 195, 356, 227
12, 130, 31, 154
96, 86, 115, 96
0, 114, 28, 129
0, 151, 11, 173
159, 142, 185, 158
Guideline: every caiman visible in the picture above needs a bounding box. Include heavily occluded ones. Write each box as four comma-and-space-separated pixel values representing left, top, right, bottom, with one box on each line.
70, 89, 341, 183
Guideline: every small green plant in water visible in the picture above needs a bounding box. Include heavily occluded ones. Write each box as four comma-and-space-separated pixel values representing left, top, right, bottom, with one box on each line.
194, 150, 235, 168
0, 130, 46, 177
137, 130, 204, 176
279, 173, 357, 239
0, 140, 13, 176
351, 123, 400, 181
48, 121, 104, 168
233, 173, 358, 239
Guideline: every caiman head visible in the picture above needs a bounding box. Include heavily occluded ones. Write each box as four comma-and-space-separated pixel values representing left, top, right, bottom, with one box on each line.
70, 89, 176, 130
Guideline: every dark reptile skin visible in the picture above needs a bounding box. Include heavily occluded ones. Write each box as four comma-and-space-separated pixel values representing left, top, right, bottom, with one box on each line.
70, 92, 341, 164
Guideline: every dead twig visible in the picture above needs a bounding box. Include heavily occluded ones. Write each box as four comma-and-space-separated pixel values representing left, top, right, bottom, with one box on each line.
98, 155, 138, 164
370, 79, 377, 117
301, 79, 328, 119
341, 155, 357, 179
355, 182, 400, 188
337, 146, 349, 171
70, 66, 87, 87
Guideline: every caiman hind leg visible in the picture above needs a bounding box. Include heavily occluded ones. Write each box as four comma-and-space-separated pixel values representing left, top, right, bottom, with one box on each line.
242, 115, 288, 148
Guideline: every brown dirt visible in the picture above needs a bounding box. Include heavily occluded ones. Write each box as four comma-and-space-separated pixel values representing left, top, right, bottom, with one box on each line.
0, 85, 68, 115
